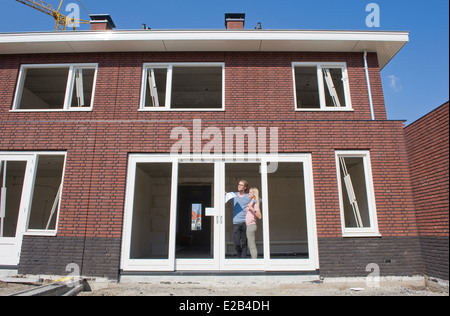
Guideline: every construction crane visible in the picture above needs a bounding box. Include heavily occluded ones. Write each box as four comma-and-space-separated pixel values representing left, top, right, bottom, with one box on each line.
15, 0, 91, 31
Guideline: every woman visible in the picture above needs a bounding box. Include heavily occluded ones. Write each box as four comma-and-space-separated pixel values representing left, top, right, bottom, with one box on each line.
246, 187, 262, 259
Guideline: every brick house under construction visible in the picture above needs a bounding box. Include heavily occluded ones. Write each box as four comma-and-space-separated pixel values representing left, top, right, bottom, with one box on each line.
0, 13, 444, 282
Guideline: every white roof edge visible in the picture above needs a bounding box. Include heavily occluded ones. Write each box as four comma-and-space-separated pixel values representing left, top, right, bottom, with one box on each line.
0, 29, 409, 68
0, 29, 410, 42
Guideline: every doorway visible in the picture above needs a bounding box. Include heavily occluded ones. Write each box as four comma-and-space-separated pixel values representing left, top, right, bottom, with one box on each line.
176, 185, 212, 259
121, 154, 319, 272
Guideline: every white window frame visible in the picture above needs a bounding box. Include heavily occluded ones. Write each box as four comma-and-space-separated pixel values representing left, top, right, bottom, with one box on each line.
292, 62, 352, 111
335, 150, 380, 237
24, 152, 67, 237
121, 153, 319, 272
12, 63, 98, 112
139, 62, 225, 111
0, 151, 66, 238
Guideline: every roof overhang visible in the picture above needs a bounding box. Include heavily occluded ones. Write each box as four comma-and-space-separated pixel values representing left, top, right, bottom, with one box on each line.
0, 29, 409, 69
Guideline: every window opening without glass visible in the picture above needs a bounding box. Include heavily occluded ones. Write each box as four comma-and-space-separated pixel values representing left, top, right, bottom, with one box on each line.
14, 64, 97, 111
28, 155, 65, 231
141, 63, 224, 110
70, 67, 96, 108
339, 157, 363, 228
293, 63, 350, 110
323, 68, 343, 108
336, 151, 379, 237
146, 68, 167, 107
0, 154, 65, 237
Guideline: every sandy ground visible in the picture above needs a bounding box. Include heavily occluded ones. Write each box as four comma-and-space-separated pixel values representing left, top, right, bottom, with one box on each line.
79, 280, 448, 296
0, 282, 39, 296
2, 279, 448, 296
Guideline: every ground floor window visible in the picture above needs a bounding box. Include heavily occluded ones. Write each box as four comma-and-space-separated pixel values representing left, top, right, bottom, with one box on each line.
335, 150, 380, 237
121, 154, 319, 272
0, 152, 66, 266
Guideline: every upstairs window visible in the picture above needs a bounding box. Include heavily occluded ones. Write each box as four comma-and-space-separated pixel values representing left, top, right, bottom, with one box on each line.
13, 64, 97, 111
140, 63, 224, 111
293, 62, 352, 111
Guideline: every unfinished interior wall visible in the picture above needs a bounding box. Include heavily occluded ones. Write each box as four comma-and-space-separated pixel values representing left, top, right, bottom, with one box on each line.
267, 162, 308, 257
171, 67, 222, 109
130, 163, 171, 259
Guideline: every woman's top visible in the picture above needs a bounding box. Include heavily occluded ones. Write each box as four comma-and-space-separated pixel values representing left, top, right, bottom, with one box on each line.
246, 200, 260, 226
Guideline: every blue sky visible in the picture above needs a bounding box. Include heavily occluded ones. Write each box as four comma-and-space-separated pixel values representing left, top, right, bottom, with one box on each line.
1, 0, 448, 125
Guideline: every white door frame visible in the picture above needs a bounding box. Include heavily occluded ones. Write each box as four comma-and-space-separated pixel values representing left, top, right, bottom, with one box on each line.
120, 155, 177, 271
121, 154, 319, 272
0, 154, 35, 266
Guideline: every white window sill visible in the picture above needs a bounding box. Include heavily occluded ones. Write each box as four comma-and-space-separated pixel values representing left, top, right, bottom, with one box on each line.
138, 108, 225, 112
10, 108, 93, 113
342, 231, 382, 238
24, 230, 57, 237
295, 108, 354, 112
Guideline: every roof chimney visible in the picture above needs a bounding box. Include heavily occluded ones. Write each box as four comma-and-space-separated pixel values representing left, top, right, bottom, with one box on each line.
225, 13, 245, 30
90, 14, 116, 30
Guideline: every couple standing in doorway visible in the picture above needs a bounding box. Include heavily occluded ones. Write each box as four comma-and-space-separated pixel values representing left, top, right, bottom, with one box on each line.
225, 180, 262, 259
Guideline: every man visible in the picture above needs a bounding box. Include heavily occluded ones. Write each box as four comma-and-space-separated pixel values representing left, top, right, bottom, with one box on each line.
225, 180, 251, 258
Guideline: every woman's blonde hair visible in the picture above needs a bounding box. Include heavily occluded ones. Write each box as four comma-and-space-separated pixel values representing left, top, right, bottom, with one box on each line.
250, 187, 260, 209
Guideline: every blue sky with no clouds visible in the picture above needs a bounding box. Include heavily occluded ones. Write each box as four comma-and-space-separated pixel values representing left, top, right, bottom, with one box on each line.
1, 0, 448, 125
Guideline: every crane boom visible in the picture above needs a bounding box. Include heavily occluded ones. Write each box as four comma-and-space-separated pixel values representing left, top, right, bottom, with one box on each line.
15, 0, 90, 31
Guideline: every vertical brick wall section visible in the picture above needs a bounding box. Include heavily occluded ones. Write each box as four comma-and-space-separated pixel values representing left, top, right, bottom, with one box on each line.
404, 102, 449, 281
0, 52, 421, 278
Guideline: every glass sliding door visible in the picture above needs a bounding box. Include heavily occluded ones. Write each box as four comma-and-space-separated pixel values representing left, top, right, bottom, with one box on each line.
130, 162, 173, 260
121, 154, 319, 273
175, 162, 220, 270
262, 156, 318, 271
122, 157, 177, 271
222, 161, 265, 270
267, 162, 308, 259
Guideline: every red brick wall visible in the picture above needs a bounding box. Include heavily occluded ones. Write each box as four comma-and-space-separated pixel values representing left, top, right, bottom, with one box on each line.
404, 102, 449, 237
404, 102, 449, 280
0, 52, 415, 241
